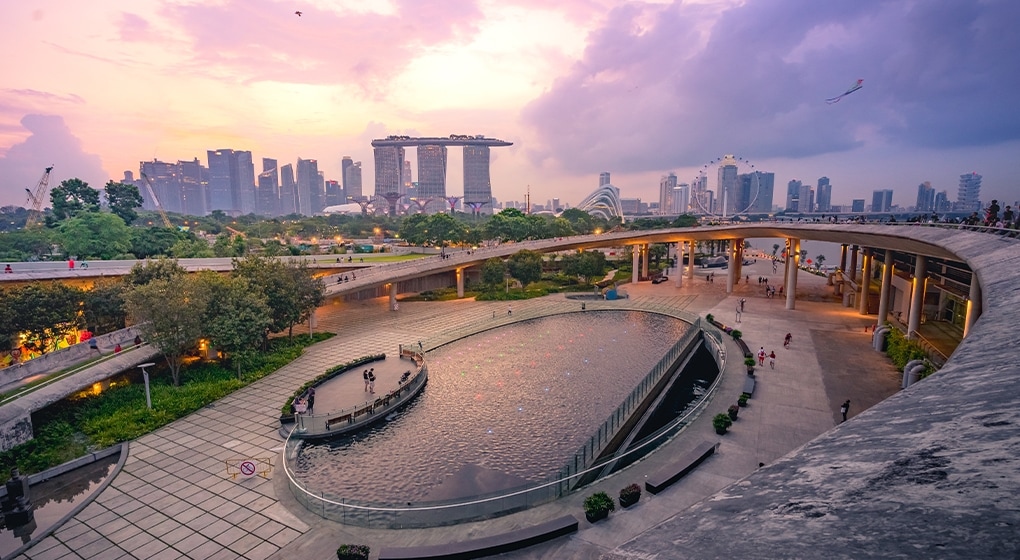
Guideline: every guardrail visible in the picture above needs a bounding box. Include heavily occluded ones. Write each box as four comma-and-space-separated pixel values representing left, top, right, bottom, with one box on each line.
282, 317, 724, 528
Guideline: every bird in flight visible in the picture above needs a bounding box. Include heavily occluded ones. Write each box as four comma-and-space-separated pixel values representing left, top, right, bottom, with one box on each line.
295, 11, 302, 16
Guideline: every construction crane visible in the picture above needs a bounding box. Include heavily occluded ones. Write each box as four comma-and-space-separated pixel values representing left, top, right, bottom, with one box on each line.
139, 171, 174, 229
24, 166, 54, 228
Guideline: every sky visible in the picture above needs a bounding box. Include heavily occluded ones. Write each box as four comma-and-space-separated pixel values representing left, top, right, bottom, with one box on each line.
1, 0, 1018, 212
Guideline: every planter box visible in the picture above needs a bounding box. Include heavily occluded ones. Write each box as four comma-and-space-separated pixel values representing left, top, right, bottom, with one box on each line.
585, 510, 609, 523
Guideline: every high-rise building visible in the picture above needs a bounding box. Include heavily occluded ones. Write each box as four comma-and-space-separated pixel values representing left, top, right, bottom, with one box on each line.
786, 179, 802, 211
816, 177, 832, 213
341, 156, 353, 194
915, 181, 935, 213
140, 159, 178, 214
956, 172, 981, 211
599, 172, 611, 187
256, 158, 279, 217
206, 149, 254, 215
871, 189, 894, 213
279, 164, 296, 215
717, 155, 739, 215
296, 158, 319, 215
177, 158, 208, 217
934, 190, 951, 213
345, 161, 363, 202
659, 172, 678, 215
672, 183, 690, 214
402, 160, 413, 197
852, 199, 866, 213
324, 180, 343, 207
691, 173, 712, 214
740, 171, 774, 214
463, 145, 493, 214
373, 146, 404, 198
417, 145, 447, 213
798, 183, 815, 213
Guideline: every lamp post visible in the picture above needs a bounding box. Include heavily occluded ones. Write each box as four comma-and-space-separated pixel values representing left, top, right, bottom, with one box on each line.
138, 362, 155, 409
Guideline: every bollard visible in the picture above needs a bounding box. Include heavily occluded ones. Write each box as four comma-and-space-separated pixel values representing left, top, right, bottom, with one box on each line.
902, 359, 925, 389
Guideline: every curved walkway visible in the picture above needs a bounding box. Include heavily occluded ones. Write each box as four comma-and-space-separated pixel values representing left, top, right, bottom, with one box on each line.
15, 255, 901, 560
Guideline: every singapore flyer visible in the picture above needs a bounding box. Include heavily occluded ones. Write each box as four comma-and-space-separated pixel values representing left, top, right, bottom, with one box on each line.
689, 154, 767, 218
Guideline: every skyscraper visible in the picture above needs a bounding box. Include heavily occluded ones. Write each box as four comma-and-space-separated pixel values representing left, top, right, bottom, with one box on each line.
798, 183, 815, 213
599, 172, 611, 187
934, 190, 951, 213
957, 172, 981, 211
463, 145, 493, 214
816, 177, 832, 213
373, 146, 404, 198
417, 144, 447, 213
296, 158, 320, 215
915, 181, 935, 213
659, 172, 678, 215
345, 161, 363, 201
341, 156, 353, 194
177, 158, 208, 216
672, 183, 690, 214
206, 149, 254, 215
140, 159, 179, 214
717, 155, 739, 215
871, 189, 894, 213
402, 160, 413, 197
236, 151, 255, 215
786, 179, 802, 211
279, 164, 296, 215
741, 171, 774, 213
256, 158, 279, 217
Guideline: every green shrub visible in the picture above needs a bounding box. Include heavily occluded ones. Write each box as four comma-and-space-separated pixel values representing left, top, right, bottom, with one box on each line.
744, 357, 756, 367
583, 491, 616, 515
336, 544, 370, 560
884, 327, 927, 369
705, 313, 715, 323
730, 329, 743, 340
713, 413, 733, 431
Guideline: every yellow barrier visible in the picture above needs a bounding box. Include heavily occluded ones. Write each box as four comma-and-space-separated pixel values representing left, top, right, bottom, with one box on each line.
225, 457, 273, 480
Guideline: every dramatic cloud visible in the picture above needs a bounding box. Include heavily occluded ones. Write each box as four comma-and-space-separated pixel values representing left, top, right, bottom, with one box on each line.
523, 0, 1020, 174
0, 115, 106, 208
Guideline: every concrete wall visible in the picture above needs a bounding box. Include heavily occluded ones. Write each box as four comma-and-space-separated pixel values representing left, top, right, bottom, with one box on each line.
1, 326, 145, 388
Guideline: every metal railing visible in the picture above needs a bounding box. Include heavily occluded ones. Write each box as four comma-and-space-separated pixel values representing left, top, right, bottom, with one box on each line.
282, 318, 723, 528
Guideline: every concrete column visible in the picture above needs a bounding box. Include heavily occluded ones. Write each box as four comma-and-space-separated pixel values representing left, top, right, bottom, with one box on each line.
859, 249, 872, 315
641, 244, 650, 280
782, 239, 790, 287
632, 247, 640, 284
849, 246, 859, 283
686, 241, 695, 281
785, 238, 799, 310
876, 249, 894, 325
907, 255, 927, 339
839, 244, 848, 271
456, 268, 465, 298
964, 273, 981, 337
734, 239, 744, 281
726, 240, 737, 293
674, 242, 683, 287
389, 283, 398, 311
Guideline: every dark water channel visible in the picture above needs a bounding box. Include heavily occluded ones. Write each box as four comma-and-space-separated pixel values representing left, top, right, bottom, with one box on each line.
294, 310, 690, 504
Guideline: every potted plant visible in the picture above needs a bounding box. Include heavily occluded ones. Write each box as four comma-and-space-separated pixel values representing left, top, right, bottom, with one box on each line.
744, 356, 756, 375
583, 491, 615, 522
738, 393, 750, 407
619, 483, 642, 508
713, 413, 733, 435
336, 544, 370, 560
728, 404, 740, 420
705, 313, 715, 324
731, 329, 743, 340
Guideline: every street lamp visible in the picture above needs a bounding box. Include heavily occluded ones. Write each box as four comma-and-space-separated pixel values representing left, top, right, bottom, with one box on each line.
138, 362, 155, 409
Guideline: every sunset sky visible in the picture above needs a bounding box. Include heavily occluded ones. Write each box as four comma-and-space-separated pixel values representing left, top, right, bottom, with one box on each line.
1, 0, 1018, 212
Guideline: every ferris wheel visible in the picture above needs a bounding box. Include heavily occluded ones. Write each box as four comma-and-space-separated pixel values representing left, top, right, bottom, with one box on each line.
689, 154, 763, 218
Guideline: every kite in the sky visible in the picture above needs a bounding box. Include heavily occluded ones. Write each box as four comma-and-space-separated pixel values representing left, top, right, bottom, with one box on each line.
295, 10, 302, 16
826, 79, 863, 104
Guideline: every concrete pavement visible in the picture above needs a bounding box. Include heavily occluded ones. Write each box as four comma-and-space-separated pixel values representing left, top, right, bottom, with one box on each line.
15, 262, 903, 560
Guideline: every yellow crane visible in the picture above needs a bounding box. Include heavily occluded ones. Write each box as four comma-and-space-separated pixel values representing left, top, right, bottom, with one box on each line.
139, 171, 174, 229
24, 166, 54, 228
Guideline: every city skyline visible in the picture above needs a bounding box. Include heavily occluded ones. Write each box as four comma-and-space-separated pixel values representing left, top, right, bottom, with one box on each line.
1, 1, 1018, 212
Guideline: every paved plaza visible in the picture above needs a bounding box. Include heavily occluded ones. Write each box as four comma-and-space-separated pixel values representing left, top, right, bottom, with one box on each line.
15, 261, 905, 560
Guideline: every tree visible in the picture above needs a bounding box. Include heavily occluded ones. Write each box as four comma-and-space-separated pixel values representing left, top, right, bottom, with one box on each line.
560, 208, 594, 234
104, 181, 143, 225
82, 280, 128, 334
124, 275, 210, 386
131, 227, 184, 259
233, 255, 324, 338
0, 228, 55, 261
649, 244, 668, 267
170, 237, 214, 258
49, 178, 100, 221
398, 213, 430, 246
562, 250, 607, 284
59, 212, 132, 259
815, 255, 826, 270
507, 250, 543, 287
422, 213, 467, 247
481, 257, 506, 286
198, 273, 271, 379
772, 244, 780, 257
1, 283, 83, 354
288, 262, 326, 336
485, 210, 531, 242
213, 233, 241, 257
672, 214, 699, 228
124, 258, 187, 286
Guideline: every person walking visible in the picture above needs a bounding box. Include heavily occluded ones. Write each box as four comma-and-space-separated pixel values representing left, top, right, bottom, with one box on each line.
840, 400, 851, 422
784, 333, 792, 348
757, 347, 766, 366
88, 338, 101, 355
769, 351, 776, 369
740, 298, 746, 312
735, 304, 742, 323
507, 304, 512, 316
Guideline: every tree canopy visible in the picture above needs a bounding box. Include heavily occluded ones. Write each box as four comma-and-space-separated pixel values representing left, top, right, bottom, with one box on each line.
104, 181, 144, 225
507, 250, 543, 287
49, 178, 100, 221
124, 275, 210, 386
58, 212, 132, 259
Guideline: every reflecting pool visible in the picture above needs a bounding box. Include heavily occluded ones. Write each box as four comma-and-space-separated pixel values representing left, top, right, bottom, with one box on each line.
293, 310, 690, 503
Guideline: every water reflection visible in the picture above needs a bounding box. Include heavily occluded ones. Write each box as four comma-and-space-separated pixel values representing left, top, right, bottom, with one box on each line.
295, 311, 689, 503
0, 455, 116, 555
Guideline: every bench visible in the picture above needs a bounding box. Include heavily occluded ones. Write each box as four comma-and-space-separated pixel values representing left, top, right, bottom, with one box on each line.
743, 376, 756, 395
645, 440, 718, 495
377, 515, 578, 560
